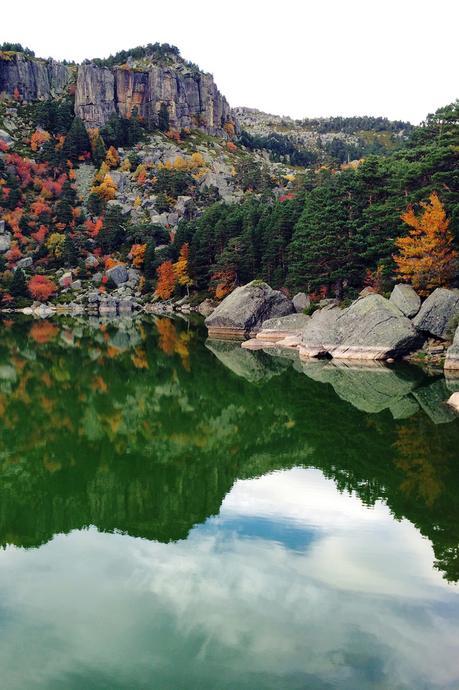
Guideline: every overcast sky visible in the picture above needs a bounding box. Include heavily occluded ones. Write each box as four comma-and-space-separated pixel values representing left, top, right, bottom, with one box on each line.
2, 0, 457, 124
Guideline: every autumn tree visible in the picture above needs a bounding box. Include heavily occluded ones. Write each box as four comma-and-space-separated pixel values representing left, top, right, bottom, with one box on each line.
28, 275, 56, 301
173, 243, 193, 294
155, 260, 176, 299
394, 193, 457, 295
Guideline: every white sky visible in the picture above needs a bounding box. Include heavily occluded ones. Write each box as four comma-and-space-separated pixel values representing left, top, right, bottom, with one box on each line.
2, 0, 458, 124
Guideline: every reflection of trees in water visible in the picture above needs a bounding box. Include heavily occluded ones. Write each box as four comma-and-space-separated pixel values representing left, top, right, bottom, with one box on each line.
0, 316, 458, 580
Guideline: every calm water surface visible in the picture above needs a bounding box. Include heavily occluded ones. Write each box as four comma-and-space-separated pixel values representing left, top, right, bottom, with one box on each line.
0, 316, 458, 689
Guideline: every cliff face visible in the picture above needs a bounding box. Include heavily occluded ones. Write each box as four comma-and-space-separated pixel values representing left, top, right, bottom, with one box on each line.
75, 63, 235, 134
0, 53, 72, 100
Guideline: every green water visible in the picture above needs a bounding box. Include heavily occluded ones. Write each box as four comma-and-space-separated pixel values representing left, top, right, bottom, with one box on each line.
0, 315, 458, 689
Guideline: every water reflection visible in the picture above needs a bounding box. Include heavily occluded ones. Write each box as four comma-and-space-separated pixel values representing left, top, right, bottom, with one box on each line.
0, 469, 458, 690
0, 315, 458, 585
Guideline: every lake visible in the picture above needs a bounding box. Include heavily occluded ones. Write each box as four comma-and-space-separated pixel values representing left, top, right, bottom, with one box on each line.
0, 315, 458, 689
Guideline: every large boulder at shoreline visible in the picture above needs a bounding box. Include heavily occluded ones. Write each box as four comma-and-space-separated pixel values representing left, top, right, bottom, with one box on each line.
332, 294, 422, 360
298, 305, 342, 358
205, 282, 294, 336
389, 284, 421, 318
445, 325, 459, 370
256, 313, 310, 342
412, 288, 459, 339
300, 294, 421, 360
292, 292, 310, 313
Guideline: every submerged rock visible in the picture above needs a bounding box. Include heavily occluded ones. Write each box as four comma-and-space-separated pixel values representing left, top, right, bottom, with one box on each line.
413, 288, 459, 339
205, 282, 294, 336
390, 284, 421, 318
445, 325, 459, 370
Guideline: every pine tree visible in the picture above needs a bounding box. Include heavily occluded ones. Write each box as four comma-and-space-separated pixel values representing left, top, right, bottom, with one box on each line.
63, 117, 90, 162
62, 232, 78, 267
92, 134, 107, 168
10, 268, 28, 298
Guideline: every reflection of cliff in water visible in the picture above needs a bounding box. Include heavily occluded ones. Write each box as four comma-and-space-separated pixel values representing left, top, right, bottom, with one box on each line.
0, 317, 458, 581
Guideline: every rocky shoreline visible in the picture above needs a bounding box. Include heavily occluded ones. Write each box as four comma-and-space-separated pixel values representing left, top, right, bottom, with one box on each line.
204, 280, 459, 412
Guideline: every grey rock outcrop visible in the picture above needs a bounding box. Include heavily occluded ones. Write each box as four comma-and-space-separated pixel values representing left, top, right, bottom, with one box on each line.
75, 62, 236, 135
445, 325, 459, 370
0, 53, 71, 100
205, 281, 294, 336
300, 294, 421, 360
412, 288, 459, 339
106, 265, 129, 286
74, 64, 116, 128
390, 284, 421, 318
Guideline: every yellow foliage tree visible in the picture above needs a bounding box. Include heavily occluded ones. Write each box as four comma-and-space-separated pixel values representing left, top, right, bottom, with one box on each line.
394, 193, 457, 295
173, 243, 193, 294
105, 145, 120, 168
91, 174, 117, 201
95, 161, 110, 183
46, 232, 65, 258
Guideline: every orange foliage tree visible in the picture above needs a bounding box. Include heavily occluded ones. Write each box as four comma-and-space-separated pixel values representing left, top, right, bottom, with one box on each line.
30, 130, 51, 152
130, 243, 146, 268
155, 261, 176, 299
394, 193, 457, 295
28, 275, 56, 302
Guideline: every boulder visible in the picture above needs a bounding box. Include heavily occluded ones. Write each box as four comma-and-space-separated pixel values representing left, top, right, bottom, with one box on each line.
412, 288, 459, 339
299, 306, 342, 358
0, 129, 13, 146
206, 339, 288, 383
301, 295, 421, 361
447, 392, 459, 413
292, 292, 310, 313
197, 299, 215, 317
445, 325, 459, 370
331, 294, 422, 360
389, 284, 421, 318
106, 265, 128, 286
0, 232, 12, 253
59, 271, 73, 288
85, 254, 99, 269
16, 257, 33, 270
256, 313, 310, 342
205, 281, 294, 336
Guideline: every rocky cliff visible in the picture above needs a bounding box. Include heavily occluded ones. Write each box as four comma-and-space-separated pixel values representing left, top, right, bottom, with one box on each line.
75, 63, 235, 134
0, 50, 236, 135
0, 53, 72, 100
